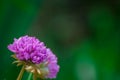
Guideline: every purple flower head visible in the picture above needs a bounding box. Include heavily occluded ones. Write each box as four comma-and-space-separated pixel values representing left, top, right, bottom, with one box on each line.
8, 35, 47, 64
8, 35, 60, 79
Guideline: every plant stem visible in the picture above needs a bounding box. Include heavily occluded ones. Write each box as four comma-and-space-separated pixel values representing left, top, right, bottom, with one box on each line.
33, 74, 37, 80
17, 65, 25, 80
27, 73, 32, 80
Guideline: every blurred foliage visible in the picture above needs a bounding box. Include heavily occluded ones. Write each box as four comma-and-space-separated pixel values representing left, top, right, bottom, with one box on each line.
0, 0, 43, 79
0, 0, 120, 80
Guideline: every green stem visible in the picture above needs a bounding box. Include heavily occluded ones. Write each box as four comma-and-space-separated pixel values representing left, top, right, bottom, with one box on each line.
17, 65, 25, 80
27, 73, 32, 80
33, 74, 37, 80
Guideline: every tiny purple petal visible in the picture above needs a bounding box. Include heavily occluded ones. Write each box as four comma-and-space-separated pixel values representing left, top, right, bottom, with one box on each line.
47, 63, 60, 78
30, 51, 47, 64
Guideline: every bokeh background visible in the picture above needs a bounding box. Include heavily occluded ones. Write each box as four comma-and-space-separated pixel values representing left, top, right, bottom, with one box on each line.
0, 0, 120, 80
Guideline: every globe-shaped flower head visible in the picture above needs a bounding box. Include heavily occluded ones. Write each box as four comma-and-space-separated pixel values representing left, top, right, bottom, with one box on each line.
8, 35, 59, 79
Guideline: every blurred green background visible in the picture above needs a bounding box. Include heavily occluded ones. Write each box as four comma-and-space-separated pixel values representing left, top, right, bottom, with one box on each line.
0, 0, 120, 80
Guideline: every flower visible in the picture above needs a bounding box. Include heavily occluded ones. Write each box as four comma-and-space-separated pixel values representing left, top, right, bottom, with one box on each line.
8, 35, 47, 64
8, 35, 59, 79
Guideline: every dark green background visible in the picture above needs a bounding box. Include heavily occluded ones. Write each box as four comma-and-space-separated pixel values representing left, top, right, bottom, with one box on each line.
0, 0, 120, 80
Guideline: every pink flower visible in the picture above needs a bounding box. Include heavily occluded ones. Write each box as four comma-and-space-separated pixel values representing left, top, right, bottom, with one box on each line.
8, 35, 60, 79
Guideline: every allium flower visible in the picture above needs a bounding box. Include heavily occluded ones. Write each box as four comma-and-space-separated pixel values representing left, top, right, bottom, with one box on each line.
8, 35, 59, 80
